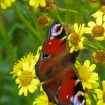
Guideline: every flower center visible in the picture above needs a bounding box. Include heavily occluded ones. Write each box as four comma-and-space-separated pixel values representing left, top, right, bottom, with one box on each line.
20, 71, 33, 86
37, 15, 50, 27
101, 6, 105, 14
103, 92, 105, 102
93, 50, 105, 64
92, 25, 104, 37
70, 32, 80, 46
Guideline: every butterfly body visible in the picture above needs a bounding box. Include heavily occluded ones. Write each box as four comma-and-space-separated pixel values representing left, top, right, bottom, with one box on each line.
36, 22, 86, 105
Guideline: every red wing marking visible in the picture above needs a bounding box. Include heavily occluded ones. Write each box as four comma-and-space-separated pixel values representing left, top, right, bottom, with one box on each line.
58, 70, 76, 103
43, 37, 66, 55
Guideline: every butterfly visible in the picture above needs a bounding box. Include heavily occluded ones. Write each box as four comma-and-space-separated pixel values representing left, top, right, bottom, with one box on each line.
36, 21, 86, 105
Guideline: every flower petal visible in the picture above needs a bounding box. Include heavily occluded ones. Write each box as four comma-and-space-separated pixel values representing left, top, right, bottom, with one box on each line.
32, 78, 40, 86
83, 60, 90, 68
28, 85, 37, 93
29, 61, 35, 71
102, 81, 105, 92
29, 0, 35, 6
19, 87, 24, 95
88, 21, 96, 28
70, 46, 75, 53
39, 0, 46, 7
97, 99, 104, 105
1, 2, 7, 9
22, 61, 29, 71
97, 94, 103, 99
23, 86, 28, 96
79, 23, 85, 36
95, 89, 103, 94
84, 27, 92, 33
83, 82, 92, 89
33, 0, 39, 8
88, 64, 96, 71
15, 78, 20, 84
74, 23, 79, 33
102, 22, 105, 28
96, 17, 102, 25
78, 41, 83, 49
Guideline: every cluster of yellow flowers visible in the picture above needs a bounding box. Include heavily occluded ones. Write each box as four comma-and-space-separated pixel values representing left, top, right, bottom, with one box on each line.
68, 9, 105, 53
2, 0, 105, 104
69, 6, 105, 105
0, 0, 46, 9
10, 46, 49, 104
68, 6, 105, 105
0, 0, 15, 9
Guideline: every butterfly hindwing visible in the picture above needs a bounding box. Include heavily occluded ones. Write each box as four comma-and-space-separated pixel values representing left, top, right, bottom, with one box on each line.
36, 21, 86, 105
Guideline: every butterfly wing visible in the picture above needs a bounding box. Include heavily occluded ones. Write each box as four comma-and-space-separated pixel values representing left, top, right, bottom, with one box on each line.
36, 21, 68, 81
35, 21, 86, 105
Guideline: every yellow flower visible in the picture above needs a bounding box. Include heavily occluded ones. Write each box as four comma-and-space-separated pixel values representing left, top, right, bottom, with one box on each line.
10, 46, 41, 77
95, 81, 105, 105
33, 84, 49, 105
75, 60, 98, 89
85, 17, 105, 41
68, 23, 85, 53
33, 82, 56, 105
86, 98, 91, 105
10, 53, 37, 77
0, 0, 15, 9
29, 0, 46, 8
33, 93, 48, 105
92, 6, 105, 21
10, 46, 42, 96
15, 61, 40, 96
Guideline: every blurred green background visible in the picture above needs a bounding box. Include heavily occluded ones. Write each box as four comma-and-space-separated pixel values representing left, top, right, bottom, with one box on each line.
0, 0, 105, 105
0, 1, 41, 105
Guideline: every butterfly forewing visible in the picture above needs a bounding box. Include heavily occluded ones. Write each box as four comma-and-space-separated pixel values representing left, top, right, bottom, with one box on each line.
35, 21, 86, 105
43, 21, 67, 56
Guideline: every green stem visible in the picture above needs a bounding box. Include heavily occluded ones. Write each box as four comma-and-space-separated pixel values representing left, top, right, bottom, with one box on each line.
84, 40, 105, 51
65, 6, 69, 23
49, 8, 63, 23
26, 94, 32, 105
84, 41, 98, 50
13, 5, 43, 43
56, 14, 63, 23
95, 41, 105, 50
58, 7, 82, 15
88, 92, 96, 105
31, 9, 44, 41
55, 7, 63, 22
88, 43, 98, 50
0, 18, 7, 38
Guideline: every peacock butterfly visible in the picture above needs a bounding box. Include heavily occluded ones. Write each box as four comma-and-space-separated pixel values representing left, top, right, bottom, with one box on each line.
36, 21, 86, 105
